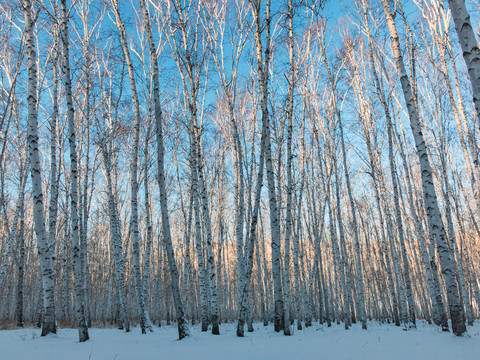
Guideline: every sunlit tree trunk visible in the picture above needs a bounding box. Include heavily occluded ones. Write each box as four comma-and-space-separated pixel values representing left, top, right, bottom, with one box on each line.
249, 0, 284, 333
60, 0, 89, 341
111, 0, 151, 333
448, 0, 480, 124
139, 0, 188, 338
15, 163, 27, 327
381, 0, 466, 336
338, 112, 367, 330
23, 0, 56, 336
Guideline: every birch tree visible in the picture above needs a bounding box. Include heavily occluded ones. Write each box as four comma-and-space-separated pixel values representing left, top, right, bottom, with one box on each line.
142, 0, 190, 339
448, 0, 480, 124
381, 0, 466, 336
61, 0, 89, 342
111, 0, 152, 334
23, 0, 56, 336
249, 0, 284, 333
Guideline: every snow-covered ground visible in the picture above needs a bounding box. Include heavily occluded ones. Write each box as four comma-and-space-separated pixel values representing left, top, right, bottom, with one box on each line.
1, 320, 478, 360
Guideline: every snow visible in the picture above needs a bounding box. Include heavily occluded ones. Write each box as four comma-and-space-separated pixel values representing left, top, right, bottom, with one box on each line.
1, 321, 478, 360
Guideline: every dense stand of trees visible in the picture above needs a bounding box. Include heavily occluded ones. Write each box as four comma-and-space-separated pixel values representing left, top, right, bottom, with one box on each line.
0, 0, 479, 342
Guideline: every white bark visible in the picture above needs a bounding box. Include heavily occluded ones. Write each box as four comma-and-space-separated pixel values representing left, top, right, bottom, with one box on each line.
139, 0, 188, 337
381, 0, 466, 335
448, 0, 480, 123
237, 111, 267, 337
15, 163, 27, 327
111, 0, 151, 334
194, 135, 220, 334
61, 0, 89, 341
102, 143, 129, 332
338, 113, 367, 330
23, 0, 56, 336
249, 0, 284, 332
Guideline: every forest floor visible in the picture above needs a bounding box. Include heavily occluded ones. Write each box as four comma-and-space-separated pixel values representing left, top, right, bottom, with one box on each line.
1, 320, 478, 360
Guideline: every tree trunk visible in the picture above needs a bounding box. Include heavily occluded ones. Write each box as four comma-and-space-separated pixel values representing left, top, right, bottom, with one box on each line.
448, 0, 480, 124
111, 0, 151, 334
381, 0, 466, 336
249, 0, 284, 332
15, 163, 27, 327
61, 0, 89, 342
23, 0, 56, 336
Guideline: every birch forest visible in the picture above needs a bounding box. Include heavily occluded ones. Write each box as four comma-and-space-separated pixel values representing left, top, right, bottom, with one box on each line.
1, 0, 480, 348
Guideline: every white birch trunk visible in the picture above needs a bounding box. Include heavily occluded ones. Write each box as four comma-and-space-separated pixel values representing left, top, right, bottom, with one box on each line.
61, 0, 89, 341
139, 0, 188, 336
326, 162, 350, 328
102, 144, 129, 332
15, 164, 26, 327
381, 0, 466, 335
111, 0, 151, 333
250, 0, 284, 332
338, 113, 367, 329
23, 0, 56, 336
194, 134, 220, 334
143, 128, 153, 330
448, 0, 480, 123
236, 113, 266, 337
192, 167, 209, 331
